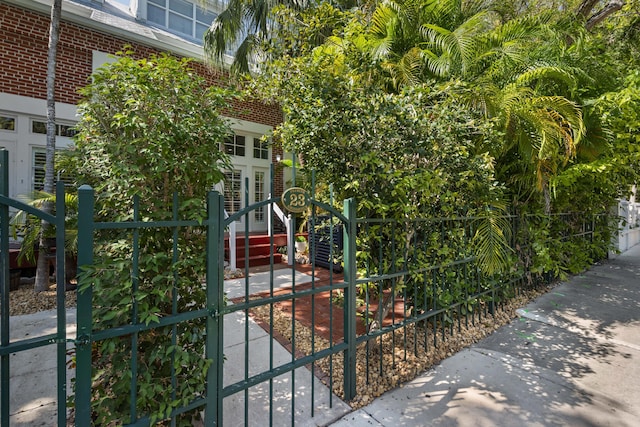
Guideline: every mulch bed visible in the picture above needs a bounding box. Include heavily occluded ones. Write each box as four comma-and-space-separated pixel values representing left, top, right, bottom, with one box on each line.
238, 263, 555, 408
1, 278, 77, 316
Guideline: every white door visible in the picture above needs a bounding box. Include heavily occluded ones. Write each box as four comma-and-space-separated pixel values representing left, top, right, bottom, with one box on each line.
250, 168, 268, 232
224, 168, 246, 230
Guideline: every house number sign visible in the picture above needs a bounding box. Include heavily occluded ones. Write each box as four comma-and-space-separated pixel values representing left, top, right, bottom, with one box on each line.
281, 187, 309, 213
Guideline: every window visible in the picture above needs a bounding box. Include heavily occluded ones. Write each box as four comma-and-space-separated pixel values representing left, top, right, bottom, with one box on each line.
31, 120, 78, 137
32, 150, 73, 191
253, 138, 269, 160
0, 115, 15, 131
147, 0, 217, 40
224, 135, 246, 157
224, 170, 242, 216
254, 171, 265, 222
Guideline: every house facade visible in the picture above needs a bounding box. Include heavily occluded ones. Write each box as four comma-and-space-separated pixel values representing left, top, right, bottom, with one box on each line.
0, 0, 283, 232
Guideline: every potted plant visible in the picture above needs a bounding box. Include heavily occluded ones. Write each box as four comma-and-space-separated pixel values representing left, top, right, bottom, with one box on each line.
295, 235, 307, 253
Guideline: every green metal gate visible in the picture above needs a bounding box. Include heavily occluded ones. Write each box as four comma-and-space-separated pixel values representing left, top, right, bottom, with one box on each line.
71, 169, 357, 425
0, 150, 69, 426
215, 193, 357, 426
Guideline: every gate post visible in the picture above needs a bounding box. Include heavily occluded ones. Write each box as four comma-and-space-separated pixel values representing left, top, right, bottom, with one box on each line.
343, 198, 357, 401
75, 185, 95, 426
1, 150, 9, 427
54, 181, 67, 427
205, 190, 225, 426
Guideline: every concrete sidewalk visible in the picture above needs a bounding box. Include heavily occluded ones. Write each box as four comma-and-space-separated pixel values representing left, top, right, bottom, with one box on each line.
330, 244, 640, 427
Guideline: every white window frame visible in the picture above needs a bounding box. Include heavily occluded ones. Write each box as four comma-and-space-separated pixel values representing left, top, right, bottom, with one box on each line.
224, 169, 243, 220
32, 148, 48, 192
252, 137, 269, 160
32, 148, 74, 192
30, 119, 78, 138
145, 0, 218, 41
0, 113, 16, 132
224, 134, 246, 157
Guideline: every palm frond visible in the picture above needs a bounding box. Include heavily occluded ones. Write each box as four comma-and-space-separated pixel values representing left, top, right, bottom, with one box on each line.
472, 208, 513, 276
381, 47, 423, 89
10, 190, 79, 263
203, 0, 246, 61
423, 49, 452, 77
230, 33, 259, 75
421, 10, 491, 77
516, 66, 578, 91
369, 4, 398, 60
422, 0, 460, 26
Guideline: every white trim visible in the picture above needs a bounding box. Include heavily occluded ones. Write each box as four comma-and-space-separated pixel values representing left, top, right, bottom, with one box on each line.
0, 93, 78, 123
225, 117, 273, 136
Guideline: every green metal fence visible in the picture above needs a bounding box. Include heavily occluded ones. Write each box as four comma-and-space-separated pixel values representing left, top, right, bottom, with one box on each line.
343, 210, 610, 393
0, 147, 613, 425
0, 150, 68, 426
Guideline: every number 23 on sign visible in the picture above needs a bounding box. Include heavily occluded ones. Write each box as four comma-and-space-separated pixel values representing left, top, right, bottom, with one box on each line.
282, 187, 309, 213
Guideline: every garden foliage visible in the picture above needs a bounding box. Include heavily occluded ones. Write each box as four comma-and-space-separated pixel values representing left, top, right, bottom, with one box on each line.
248, 0, 638, 319
61, 51, 235, 425
51, 0, 640, 420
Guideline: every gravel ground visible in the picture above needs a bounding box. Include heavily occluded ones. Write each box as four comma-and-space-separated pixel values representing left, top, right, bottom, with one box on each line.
250, 287, 551, 409
4, 268, 245, 317
3, 278, 77, 316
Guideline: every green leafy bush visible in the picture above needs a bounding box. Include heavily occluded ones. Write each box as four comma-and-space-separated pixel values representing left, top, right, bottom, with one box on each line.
64, 50, 235, 425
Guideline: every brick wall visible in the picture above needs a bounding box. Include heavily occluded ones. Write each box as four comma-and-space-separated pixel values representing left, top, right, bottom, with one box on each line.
0, 3, 282, 127
0, 2, 284, 194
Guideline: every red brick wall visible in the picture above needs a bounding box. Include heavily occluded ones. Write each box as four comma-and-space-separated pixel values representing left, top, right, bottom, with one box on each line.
0, 2, 284, 194
0, 3, 282, 127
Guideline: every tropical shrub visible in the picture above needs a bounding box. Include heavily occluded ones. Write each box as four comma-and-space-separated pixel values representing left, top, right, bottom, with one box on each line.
62, 50, 235, 425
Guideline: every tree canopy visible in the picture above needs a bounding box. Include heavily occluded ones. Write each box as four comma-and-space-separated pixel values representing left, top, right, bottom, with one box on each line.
233, 0, 640, 282
234, 0, 639, 214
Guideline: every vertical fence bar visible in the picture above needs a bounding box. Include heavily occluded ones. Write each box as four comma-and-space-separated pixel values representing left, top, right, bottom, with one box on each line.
328, 183, 335, 407
0, 150, 9, 427
205, 190, 225, 426
129, 196, 140, 423
55, 180, 67, 426
243, 178, 251, 425
170, 193, 179, 427
269, 164, 275, 426
342, 198, 357, 400
75, 184, 95, 426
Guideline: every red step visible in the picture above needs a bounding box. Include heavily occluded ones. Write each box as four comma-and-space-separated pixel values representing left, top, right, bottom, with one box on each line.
224, 233, 287, 268
235, 253, 283, 268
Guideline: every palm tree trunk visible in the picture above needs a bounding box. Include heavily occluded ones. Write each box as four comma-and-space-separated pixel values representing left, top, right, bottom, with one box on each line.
35, 0, 62, 292
543, 184, 551, 216
585, 1, 625, 31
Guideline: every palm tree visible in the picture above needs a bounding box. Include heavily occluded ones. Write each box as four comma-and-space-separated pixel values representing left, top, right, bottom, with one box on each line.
11, 191, 78, 287
203, 0, 312, 74
33, 0, 62, 292
203, 0, 366, 74
363, 0, 586, 211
